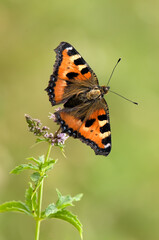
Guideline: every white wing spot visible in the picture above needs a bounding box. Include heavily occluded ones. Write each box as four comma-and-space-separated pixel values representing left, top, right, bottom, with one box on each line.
104, 143, 111, 149
66, 47, 73, 51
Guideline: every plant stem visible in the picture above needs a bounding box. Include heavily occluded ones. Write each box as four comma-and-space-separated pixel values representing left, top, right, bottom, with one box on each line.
35, 144, 52, 240
45, 144, 52, 163
35, 218, 41, 240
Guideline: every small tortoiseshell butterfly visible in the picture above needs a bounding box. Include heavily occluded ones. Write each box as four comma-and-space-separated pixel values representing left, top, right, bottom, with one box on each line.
45, 42, 113, 156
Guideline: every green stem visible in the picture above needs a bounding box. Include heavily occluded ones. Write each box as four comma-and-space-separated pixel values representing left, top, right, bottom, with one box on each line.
35, 144, 52, 240
35, 218, 41, 240
45, 144, 52, 163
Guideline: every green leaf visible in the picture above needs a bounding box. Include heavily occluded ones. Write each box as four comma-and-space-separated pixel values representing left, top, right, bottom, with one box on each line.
25, 183, 37, 214
28, 155, 45, 164
55, 143, 66, 157
41, 159, 56, 172
32, 190, 37, 212
30, 172, 41, 183
56, 190, 73, 209
10, 163, 39, 175
38, 155, 45, 163
0, 201, 32, 216
56, 189, 83, 210
48, 209, 83, 239
25, 184, 33, 211
54, 142, 64, 148
36, 138, 47, 144
42, 190, 83, 217
42, 203, 58, 217
27, 156, 41, 165
72, 193, 83, 202
31, 175, 45, 200
42, 190, 83, 238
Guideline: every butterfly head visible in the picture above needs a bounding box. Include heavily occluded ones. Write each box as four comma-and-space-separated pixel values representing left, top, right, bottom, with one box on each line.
101, 86, 110, 95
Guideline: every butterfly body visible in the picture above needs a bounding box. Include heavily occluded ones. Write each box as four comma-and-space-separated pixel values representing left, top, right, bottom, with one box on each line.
46, 42, 111, 156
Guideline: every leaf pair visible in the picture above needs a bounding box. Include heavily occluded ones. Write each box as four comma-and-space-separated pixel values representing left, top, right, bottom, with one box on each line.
0, 187, 83, 238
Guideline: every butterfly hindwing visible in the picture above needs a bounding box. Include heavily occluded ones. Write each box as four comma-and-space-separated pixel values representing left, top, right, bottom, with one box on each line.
55, 99, 111, 156
46, 42, 99, 106
79, 106, 111, 156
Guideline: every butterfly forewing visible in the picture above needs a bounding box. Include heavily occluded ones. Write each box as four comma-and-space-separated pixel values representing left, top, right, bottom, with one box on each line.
46, 42, 99, 106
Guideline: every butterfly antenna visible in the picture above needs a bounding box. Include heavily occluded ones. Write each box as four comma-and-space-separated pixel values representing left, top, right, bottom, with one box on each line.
107, 58, 121, 86
109, 89, 138, 105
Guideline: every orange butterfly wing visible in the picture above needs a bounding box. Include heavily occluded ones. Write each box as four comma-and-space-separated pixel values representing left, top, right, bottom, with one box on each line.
55, 99, 111, 156
45, 42, 98, 106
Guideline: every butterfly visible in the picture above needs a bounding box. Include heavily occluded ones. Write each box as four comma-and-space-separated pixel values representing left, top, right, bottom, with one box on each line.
45, 42, 112, 156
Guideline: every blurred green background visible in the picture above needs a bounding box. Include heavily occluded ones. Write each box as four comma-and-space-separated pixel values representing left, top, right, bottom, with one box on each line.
0, 0, 159, 239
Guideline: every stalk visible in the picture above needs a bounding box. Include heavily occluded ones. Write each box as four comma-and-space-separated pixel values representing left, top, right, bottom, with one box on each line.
35, 144, 52, 240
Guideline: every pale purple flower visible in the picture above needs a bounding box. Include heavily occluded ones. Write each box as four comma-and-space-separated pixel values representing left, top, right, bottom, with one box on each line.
25, 113, 69, 146
57, 133, 69, 145
34, 119, 41, 127
25, 114, 49, 137
48, 108, 61, 122
42, 126, 50, 131
48, 133, 54, 138
49, 133, 69, 146
43, 133, 49, 138
48, 112, 56, 121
